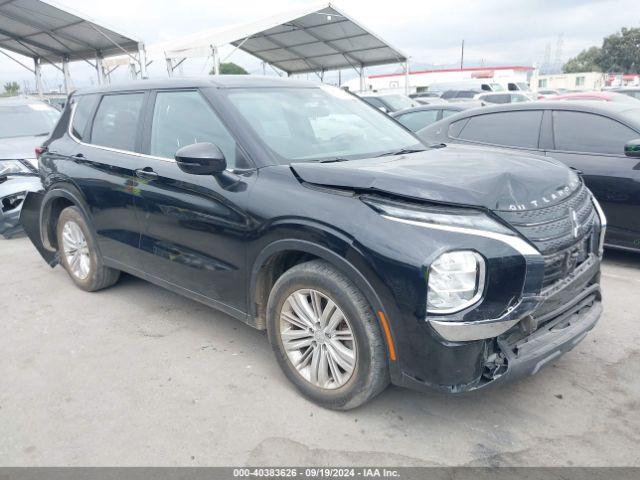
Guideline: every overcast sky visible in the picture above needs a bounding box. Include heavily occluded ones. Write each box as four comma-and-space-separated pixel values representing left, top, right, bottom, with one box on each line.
1, 0, 639, 91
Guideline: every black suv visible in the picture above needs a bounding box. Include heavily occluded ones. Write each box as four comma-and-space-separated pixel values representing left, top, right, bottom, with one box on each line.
21, 77, 605, 410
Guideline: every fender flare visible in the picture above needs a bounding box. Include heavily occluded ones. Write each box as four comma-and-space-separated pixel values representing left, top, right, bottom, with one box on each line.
249, 238, 397, 362
39, 183, 93, 251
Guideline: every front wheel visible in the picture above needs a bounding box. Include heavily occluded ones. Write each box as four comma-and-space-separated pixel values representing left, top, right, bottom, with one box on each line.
267, 260, 389, 410
56, 206, 120, 292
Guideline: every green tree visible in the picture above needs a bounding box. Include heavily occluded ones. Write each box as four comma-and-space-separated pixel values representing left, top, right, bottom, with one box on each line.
3, 81, 20, 95
563, 46, 602, 73
599, 27, 640, 73
210, 62, 248, 75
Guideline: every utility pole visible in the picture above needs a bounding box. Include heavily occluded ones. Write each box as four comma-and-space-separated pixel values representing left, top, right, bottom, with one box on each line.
460, 40, 465, 69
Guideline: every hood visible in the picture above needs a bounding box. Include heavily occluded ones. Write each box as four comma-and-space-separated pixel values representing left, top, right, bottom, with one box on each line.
290, 145, 581, 211
0, 136, 43, 161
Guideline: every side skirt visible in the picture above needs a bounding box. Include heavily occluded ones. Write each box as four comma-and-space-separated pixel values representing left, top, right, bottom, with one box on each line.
104, 256, 255, 328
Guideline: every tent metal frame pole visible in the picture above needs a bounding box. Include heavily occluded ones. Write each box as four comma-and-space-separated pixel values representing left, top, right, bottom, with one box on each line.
404, 60, 410, 95
359, 66, 365, 93
62, 56, 72, 94
34, 57, 43, 96
137, 42, 147, 78
95, 52, 105, 84
211, 45, 220, 75
0, 47, 34, 73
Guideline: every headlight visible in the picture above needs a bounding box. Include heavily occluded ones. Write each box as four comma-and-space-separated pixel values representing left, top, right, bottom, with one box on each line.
361, 195, 514, 235
427, 251, 485, 314
0, 160, 30, 176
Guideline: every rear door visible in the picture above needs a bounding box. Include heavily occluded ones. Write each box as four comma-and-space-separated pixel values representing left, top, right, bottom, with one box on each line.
67, 91, 147, 270
450, 110, 545, 154
545, 110, 640, 249
133, 88, 256, 316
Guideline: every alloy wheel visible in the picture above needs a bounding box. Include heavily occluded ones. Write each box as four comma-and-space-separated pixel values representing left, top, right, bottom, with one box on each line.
61, 220, 91, 280
280, 289, 357, 389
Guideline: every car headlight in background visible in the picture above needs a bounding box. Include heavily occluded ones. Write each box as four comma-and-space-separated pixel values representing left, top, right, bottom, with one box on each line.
427, 251, 485, 314
361, 195, 515, 236
0, 160, 31, 176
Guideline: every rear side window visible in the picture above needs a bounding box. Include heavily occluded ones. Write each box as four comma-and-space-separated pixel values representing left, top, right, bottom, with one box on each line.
90, 93, 144, 151
396, 110, 440, 131
456, 111, 543, 148
71, 94, 98, 141
553, 111, 639, 155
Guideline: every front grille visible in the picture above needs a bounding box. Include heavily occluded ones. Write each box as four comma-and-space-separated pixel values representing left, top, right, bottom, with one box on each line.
496, 183, 598, 287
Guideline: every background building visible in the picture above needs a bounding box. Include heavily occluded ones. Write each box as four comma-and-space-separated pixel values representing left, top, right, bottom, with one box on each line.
341, 65, 535, 93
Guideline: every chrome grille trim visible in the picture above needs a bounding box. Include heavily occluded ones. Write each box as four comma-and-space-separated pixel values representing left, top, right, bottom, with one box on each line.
495, 184, 598, 288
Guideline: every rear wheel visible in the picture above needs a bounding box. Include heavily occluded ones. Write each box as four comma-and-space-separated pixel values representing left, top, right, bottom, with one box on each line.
267, 260, 389, 410
56, 206, 120, 291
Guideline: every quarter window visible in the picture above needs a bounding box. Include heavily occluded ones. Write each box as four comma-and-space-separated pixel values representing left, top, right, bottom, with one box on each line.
456, 111, 543, 148
71, 94, 98, 141
90, 93, 144, 151
552, 111, 638, 155
149, 90, 237, 167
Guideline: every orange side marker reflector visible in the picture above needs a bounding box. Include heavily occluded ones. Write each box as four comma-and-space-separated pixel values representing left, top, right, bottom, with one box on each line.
377, 311, 396, 361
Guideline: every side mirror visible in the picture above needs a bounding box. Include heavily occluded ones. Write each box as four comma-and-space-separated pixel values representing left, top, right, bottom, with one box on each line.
624, 139, 640, 158
175, 143, 226, 175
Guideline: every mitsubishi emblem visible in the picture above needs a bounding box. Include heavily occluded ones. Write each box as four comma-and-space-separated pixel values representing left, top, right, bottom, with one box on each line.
570, 209, 580, 238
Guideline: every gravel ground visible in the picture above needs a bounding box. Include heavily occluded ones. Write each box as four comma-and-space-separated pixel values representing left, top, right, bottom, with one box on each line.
1, 236, 639, 466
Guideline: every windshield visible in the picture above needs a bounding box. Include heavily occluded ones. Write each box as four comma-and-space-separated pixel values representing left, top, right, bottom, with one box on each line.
379, 94, 417, 111
224, 86, 423, 163
0, 103, 60, 139
489, 83, 505, 92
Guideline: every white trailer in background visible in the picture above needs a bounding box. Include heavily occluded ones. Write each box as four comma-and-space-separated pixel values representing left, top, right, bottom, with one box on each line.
343, 65, 535, 94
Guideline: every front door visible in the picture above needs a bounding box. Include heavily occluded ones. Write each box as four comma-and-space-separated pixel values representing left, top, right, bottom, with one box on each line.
133, 89, 256, 316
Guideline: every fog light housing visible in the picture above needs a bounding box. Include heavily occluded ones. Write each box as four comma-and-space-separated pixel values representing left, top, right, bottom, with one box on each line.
427, 251, 485, 314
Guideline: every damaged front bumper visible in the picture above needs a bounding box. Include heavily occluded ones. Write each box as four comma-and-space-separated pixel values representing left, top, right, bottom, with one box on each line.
400, 254, 602, 394
0, 175, 42, 238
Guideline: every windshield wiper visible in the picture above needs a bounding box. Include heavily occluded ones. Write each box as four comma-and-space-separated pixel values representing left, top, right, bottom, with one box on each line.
318, 158, 350, 163
33, 132, 50, 137
375, 148, 426, 157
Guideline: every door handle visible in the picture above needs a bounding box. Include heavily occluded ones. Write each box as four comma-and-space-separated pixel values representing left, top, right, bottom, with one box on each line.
135, 167, 158, 180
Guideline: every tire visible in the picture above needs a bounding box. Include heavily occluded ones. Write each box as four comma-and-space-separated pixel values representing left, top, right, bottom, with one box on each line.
267, 260, 389, 410
56, 206, 120, 292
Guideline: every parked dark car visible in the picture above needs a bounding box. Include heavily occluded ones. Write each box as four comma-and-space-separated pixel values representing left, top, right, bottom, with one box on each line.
409, 91, 442, 99
419, 101, 640, 252
440, 89, 482, 102
0, 97, 60, 238
358, 92, 418, 113
21, 77, 604, 409
391, 102, 483, 132
611, 87, 640, 101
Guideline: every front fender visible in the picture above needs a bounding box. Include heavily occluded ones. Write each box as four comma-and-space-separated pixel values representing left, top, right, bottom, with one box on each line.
248, 235, 401, 375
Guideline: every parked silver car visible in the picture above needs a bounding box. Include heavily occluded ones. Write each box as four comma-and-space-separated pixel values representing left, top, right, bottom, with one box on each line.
0, 97, 60, 238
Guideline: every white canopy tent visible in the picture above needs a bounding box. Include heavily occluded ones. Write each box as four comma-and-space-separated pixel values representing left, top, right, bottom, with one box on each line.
0, 0, 146, 94
157, 2, 409, 92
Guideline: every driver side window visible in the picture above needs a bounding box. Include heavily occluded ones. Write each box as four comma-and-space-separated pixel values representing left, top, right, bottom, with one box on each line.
149, 90, 238, 168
